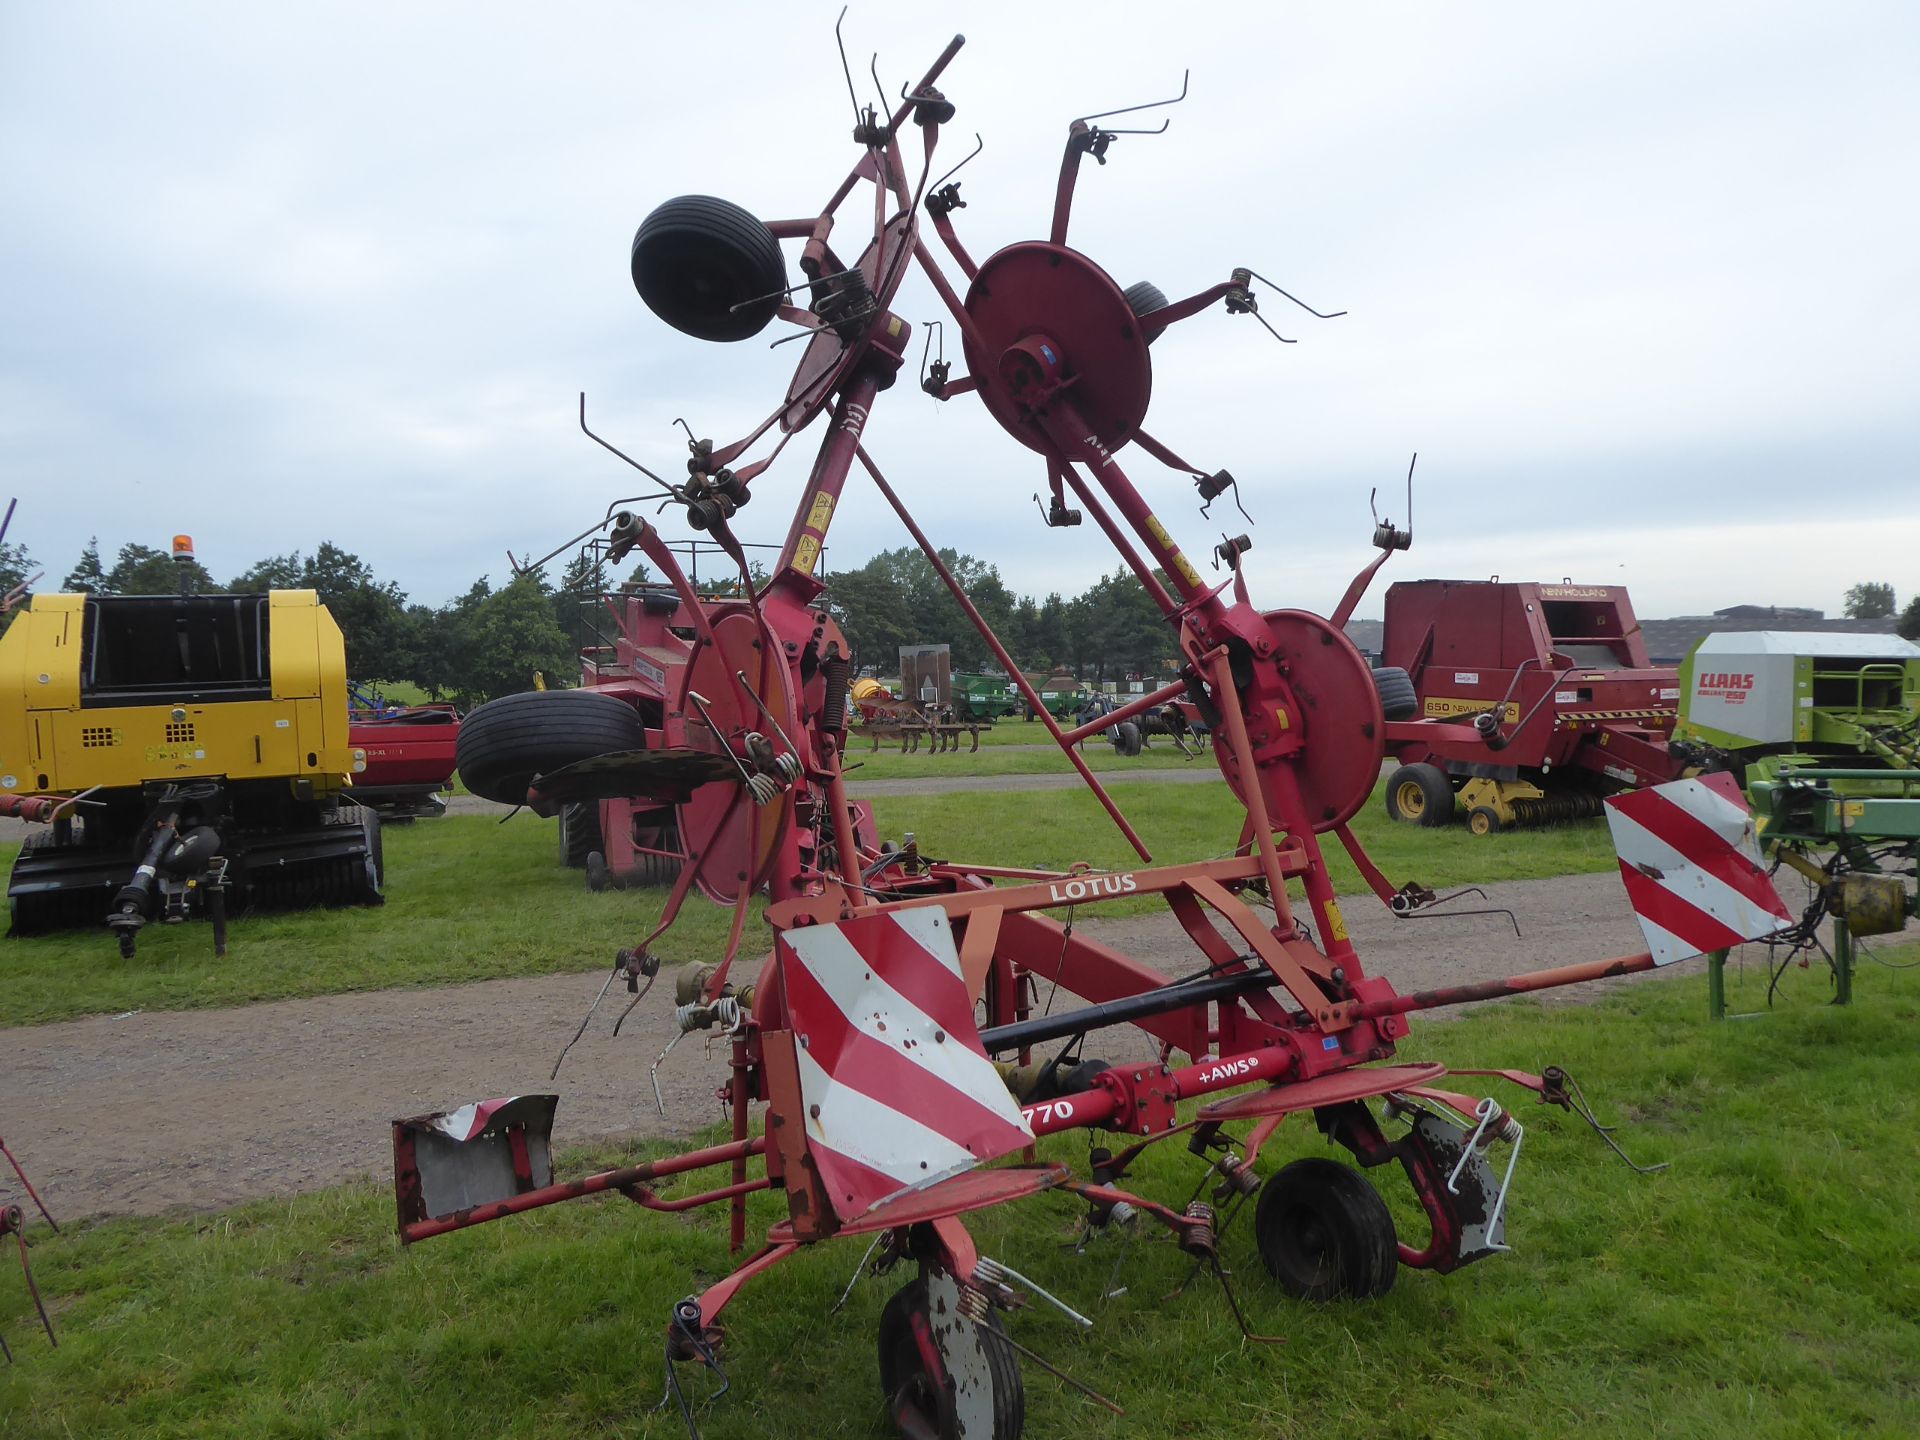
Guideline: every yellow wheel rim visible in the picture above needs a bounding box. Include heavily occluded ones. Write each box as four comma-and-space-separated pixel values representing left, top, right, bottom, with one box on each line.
1395, 780, 1425, 818
1470, 810, 1493, 835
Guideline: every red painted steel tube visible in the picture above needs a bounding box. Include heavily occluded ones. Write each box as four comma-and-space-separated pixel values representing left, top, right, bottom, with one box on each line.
402, 1136, 765, 1243
1048, 396, 1206, 605
1058, 675, 1191, 744
1020, 1044, 1298, 1136
1054, 461, 1179, 615
856, 444, 1152, 862
1344, 951, 1661, 1021
774, 371, 883, 581
629, 1176, 771, 1213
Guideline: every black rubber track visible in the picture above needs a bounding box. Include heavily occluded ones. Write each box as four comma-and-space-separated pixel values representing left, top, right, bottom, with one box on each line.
630, 195, 785, 342
456, 689, 647, 806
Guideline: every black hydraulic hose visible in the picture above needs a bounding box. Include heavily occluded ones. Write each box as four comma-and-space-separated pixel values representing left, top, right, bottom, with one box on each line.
978, 968, 1274, 1055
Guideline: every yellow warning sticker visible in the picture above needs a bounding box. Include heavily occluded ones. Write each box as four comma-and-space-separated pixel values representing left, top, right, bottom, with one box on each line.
1423, 697, 1520, 722
806, 491, 836, 532
1275, 706, 1290, 732
790, 535, 821, 577
1143, 513, 1204, 587
1324, 899, 1349, 943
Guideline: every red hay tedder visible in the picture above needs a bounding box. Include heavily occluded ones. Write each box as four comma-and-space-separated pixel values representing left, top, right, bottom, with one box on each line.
415, 27, 1789, 1437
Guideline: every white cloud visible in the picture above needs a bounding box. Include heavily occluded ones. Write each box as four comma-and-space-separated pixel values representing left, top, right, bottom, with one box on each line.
1, 0, 1914, 621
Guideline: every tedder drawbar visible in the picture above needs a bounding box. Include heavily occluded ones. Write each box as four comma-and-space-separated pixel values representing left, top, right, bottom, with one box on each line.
397, 28, 1793, 1438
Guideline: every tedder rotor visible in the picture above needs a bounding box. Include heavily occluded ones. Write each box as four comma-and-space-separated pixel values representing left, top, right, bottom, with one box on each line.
401, 27, 1795, 1438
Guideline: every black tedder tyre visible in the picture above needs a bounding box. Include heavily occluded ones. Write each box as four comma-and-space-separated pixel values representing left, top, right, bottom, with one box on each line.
1384, 762, 1454, 828
630, 195, 785, 342
877, 1276, 1024, 1440
558, 802, 602, 869
1371, 665, 1419, 721
1111, 720, 1144, 757
456, 690, 647, 806
1123, 280, 1170, 342
1255, 1157, 1398, 1302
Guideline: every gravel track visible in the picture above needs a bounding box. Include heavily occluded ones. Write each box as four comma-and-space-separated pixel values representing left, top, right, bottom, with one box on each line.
3, 865, 1779, 1224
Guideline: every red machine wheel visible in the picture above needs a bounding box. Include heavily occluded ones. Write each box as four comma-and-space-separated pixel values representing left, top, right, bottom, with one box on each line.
877, 1273, 1023, 1440
673, 602, 797, 906
1214, 610, 1386, 833
962, 242, 1152, 464
1255, 1157, 1398, 1302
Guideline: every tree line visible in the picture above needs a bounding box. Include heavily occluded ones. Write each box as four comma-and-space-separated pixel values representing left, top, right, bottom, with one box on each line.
3, 534, 1182, 706
29, 537, 1905, 709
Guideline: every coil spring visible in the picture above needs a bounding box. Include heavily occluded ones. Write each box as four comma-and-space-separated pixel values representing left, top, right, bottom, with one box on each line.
1178, 1201, 1217, 1257
821, 655, 850, 731
1485, 1108, 1522, 1145
1508, 791, 1606, 826
674, 995, 742, 1035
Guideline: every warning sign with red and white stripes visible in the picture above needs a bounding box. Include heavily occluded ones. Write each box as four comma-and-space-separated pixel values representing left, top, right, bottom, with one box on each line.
777, 908, 1034, 1221
1604, 772, 1793, 965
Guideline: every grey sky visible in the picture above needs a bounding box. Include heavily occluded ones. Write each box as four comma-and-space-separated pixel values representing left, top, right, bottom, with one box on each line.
3, 2, 1915, 619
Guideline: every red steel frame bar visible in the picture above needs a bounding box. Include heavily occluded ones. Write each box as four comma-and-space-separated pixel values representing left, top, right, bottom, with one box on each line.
1053, 460, 1180, 615
1340, 951, 1661, 1022
401, 1135, 765, 1243
855, 444, 1153, 863
1056, 675, 1191, 744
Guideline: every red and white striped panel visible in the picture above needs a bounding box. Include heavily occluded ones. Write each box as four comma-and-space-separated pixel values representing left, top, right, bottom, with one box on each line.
777, 908, 1034, 1221
1604, 773, 1792, 965
425, 1096, 526, 1141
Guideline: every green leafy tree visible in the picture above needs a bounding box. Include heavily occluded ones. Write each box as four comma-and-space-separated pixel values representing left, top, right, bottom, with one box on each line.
458, 572, 573, 705
1898, 595, 1920, 642
1843, 582, 1896, 619
228, 551, 306, 592
829, 554, 913, 671
104, 542, 214, 596
62, 538, 107, 594
300, 542, 407, 680
1068, 569, 1174, 682
1033, 593, 1072, 674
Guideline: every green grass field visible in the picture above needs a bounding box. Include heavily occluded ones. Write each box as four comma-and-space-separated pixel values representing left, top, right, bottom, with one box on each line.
846, 738, 1200, 780
4, 960, 1915, 1438
1, 779, 1615, 1027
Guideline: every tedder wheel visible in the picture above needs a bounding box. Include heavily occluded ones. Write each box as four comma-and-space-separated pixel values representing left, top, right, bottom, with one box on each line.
1467, 805, 1504, 837
456, 689, 647, 806
1384, 762, 1453, 827
558, 802, 602, 869
877, 1275, 1023, 1440
1255, 1157, 1398, 1302
1370, 665, 1419, 722
630, 195, 786, 342
1122, 280, 1170, 343
1110, 720, 1144, 757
